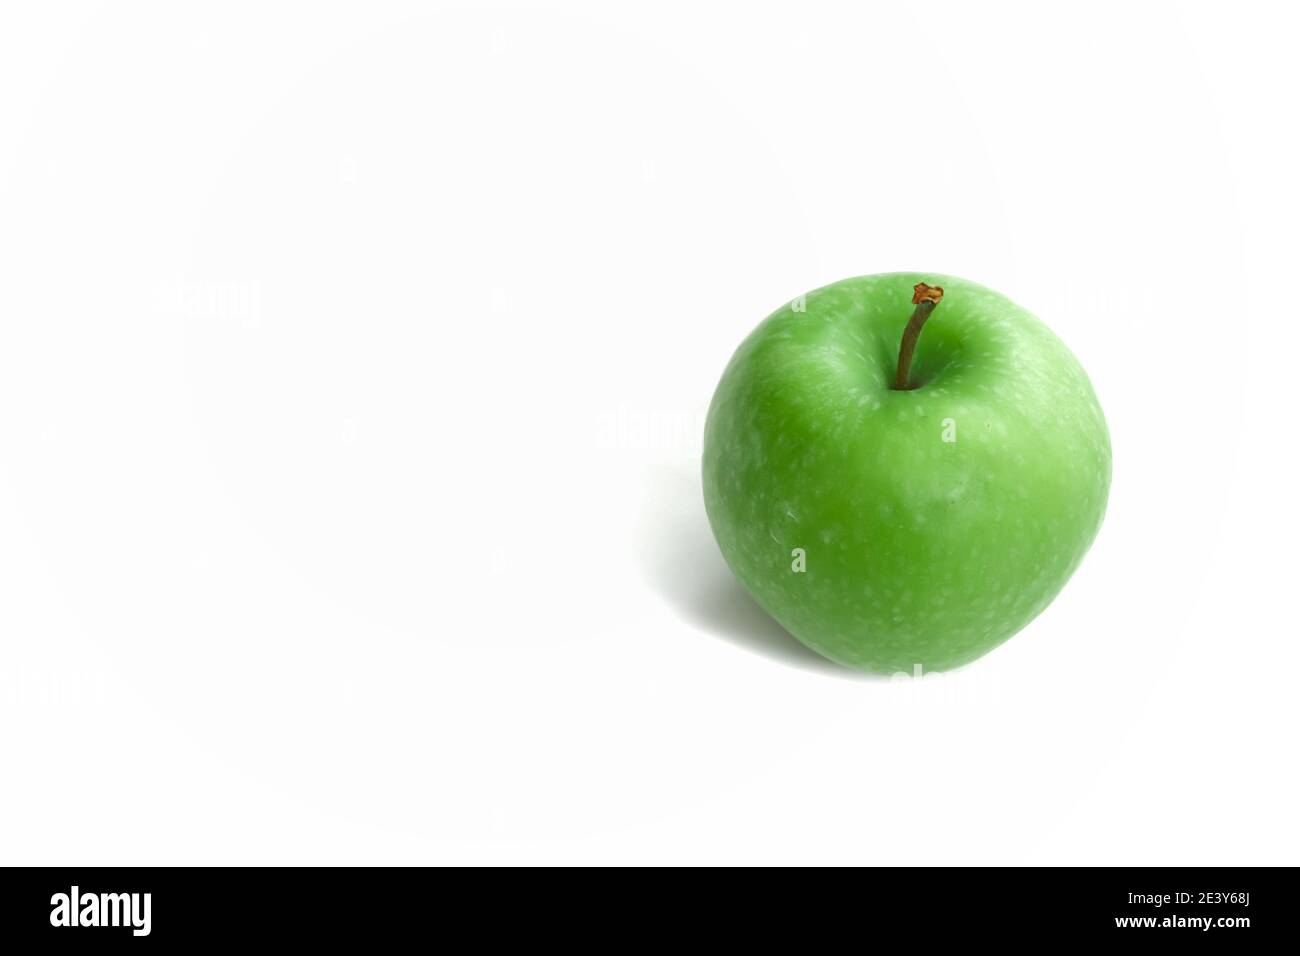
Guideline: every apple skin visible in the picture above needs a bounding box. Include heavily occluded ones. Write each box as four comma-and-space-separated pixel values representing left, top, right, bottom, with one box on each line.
702, 273, 1110, 673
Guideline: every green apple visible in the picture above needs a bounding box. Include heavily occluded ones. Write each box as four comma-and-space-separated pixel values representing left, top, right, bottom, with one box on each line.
702, 273, 1110, 673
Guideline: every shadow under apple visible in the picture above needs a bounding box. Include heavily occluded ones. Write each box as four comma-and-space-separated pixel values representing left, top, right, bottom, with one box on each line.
640, 464, 869, 678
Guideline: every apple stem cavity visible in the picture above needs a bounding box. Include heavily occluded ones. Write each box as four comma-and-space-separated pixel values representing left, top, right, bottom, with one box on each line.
892, 282, 945, 390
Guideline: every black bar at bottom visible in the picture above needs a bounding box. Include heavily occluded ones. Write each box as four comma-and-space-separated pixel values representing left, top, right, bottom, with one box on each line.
0, 866, 1286, 944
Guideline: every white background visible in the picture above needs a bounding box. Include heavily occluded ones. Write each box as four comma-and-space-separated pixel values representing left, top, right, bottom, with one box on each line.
1, 1, 1296, 865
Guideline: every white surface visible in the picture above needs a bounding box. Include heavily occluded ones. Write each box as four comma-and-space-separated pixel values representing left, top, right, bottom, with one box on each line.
0, 1, 1295, 865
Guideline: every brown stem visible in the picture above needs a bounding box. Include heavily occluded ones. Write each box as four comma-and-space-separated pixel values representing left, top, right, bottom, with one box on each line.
892, 282, 945, 390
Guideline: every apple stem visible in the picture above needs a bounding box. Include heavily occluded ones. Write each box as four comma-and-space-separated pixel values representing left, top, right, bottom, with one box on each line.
892, 282, 945, 390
